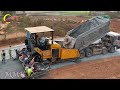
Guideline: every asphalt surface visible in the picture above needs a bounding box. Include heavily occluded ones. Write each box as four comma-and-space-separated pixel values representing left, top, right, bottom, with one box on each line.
0, 44, 25, 79
0, 44, 120, 79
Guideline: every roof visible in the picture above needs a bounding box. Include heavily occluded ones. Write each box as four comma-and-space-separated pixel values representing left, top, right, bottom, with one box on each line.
107, 31, 120, 36
25, 26, 54, 33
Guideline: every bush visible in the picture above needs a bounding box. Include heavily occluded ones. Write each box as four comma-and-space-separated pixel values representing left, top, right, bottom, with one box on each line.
5, 16, 81, 37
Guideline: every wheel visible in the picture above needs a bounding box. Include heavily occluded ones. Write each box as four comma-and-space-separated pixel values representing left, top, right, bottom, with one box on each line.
85, 48, 93, 57
109, 46, 115, 53
102, 47, 108, 54
80, 50, 85, 58
34, 54, 42, 62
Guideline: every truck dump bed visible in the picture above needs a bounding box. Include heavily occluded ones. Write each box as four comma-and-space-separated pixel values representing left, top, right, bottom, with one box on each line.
64, 16, 110, 50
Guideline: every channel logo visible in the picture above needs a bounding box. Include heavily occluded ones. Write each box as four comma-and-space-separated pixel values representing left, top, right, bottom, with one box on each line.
3, 14, 12, 24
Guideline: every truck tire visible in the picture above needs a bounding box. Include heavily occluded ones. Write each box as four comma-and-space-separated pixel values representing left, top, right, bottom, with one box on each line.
80, 50, 85, 58
109, 46, 115, 53
102, 47, 108, 54
85, 48, 93, 57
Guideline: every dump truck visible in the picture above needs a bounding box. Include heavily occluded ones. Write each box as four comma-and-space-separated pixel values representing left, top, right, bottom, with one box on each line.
63, 16, 110, 49
62, 16, 112, 58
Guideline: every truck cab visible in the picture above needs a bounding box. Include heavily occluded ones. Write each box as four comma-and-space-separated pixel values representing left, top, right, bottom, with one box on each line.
105, 31, 120, 49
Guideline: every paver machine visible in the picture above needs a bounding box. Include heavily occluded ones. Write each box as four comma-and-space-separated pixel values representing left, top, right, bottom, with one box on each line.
24, 26, 80, 64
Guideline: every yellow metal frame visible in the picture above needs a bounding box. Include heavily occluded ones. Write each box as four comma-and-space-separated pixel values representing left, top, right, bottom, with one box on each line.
34, 47, 42, 55
60, 48, 80, 60
34, 44, 80, 60
51, 44, 61, 58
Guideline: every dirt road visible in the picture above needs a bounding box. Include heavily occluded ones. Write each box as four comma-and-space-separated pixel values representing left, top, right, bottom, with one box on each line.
41, 56, 120, 79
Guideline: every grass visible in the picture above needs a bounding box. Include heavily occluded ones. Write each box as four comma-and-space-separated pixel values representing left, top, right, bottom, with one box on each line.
26, 11, 90, 16
59, 11, 90, 16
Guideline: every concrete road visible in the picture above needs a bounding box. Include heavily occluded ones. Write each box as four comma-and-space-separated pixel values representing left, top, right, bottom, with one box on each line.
0, 44, 120, 79
0, 44, 25, 60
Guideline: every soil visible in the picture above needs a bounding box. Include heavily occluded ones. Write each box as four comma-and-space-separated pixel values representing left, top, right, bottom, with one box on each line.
0, 17, 120, 49
0, 37, 25, 49
110, 19, 120, 33
41, 56, 120, 79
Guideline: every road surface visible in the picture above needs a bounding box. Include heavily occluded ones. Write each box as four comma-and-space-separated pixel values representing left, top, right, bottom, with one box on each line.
0, 44, 120, 79
0, 44, 25, 79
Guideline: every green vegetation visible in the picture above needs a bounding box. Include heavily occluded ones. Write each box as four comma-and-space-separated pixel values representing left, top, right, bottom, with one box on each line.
27, 11, 90, 16
59, 11, 90, 16
1, 11, 15, 16
18, 16, 80, 36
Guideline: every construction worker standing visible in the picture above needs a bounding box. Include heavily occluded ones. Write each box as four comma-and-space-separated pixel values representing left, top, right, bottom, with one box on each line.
9, 46, 13, 59
1, 50, 6, 64
14, 49, 19, 60
25, 65, 33, 78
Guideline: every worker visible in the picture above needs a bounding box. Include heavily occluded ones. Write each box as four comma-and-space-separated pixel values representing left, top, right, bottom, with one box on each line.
35, 33, 38, 46
9, 46, 13, 59
41, 33, 46, 44
1, 50, 6, 64
25, 37, 28, 46
30, 34, 36, 47
21, 52, 26, 62
23, 57, 29, 66
40, 34, 46, 50
24, 48, 28, 56
14, 49, 19, 60
25, 65, 33, 78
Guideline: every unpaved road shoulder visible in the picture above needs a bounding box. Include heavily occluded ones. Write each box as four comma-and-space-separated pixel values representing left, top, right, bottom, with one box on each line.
42, 56, 120, 79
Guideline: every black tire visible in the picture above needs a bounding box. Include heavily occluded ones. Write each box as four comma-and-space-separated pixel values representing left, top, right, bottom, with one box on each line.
109, 46, 115, 53
34, 54, 42, 62
80, 50, 85, 58
85, 48, 93, 57
102, 47, 108, 54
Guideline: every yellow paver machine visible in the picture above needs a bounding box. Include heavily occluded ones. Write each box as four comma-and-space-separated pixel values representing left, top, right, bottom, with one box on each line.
25, 26, 80, 63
